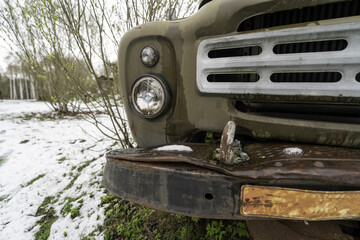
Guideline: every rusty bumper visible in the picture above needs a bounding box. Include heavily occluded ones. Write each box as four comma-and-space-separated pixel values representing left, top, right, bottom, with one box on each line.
103, 143, 360, 220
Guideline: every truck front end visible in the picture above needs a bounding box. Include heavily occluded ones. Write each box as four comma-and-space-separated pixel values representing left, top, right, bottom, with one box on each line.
103, 0, 360, 221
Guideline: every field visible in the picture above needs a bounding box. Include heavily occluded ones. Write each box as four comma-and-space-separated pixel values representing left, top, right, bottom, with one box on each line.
0, 100, 249, 239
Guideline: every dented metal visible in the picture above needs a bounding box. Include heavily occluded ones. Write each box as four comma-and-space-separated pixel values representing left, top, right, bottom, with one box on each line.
106, 143, 360, 187
103, 142, 360, 219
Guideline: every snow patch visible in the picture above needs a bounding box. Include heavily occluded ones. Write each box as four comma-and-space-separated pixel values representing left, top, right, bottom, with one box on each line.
154, 145, 193, 152
0, 100, 114, 239
283, 147, 303, 155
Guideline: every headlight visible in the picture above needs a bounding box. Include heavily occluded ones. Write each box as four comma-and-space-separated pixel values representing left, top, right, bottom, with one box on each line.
130, 75, 171, 118
141, 46, 159, 67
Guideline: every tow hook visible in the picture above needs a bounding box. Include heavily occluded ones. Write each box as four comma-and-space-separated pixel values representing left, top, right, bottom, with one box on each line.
214, 121, 250, 165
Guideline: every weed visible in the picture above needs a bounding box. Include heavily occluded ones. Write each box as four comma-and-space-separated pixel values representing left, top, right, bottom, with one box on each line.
0, 157, 5, 166
77, 159, 96, 172
206, 221, 226, 240
235, 222, 250, 238
36, 196, 56, 216
191, 217, 200, 223
60, 195, 84, 219
70, 207, 81, 219
34, 208, 58, 240
64, 173, 80, 190
0, 195, 10, 202
205, 220, 250, 240
23, 174, 46, 187
57, 157, 67, 164
34, 196, 59, 240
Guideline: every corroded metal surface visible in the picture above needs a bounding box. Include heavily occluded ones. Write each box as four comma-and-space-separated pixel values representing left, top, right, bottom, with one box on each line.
104, 142, 360, 220
103, 157, 248, 219
107, 142, 360, 187
241, 185, 360, 220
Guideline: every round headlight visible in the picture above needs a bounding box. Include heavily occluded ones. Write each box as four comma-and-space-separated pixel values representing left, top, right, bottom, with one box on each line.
141, 46, 159, 67
130, 75, 171, 118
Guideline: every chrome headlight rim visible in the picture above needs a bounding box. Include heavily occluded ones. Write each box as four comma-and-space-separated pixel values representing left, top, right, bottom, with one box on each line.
129, 74, 172, 119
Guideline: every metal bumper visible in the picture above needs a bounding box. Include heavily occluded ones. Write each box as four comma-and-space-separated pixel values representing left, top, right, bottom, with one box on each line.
103, 143, 360, 220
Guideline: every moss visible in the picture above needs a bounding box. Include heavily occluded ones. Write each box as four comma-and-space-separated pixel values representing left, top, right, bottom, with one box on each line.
23, 174, 46, 187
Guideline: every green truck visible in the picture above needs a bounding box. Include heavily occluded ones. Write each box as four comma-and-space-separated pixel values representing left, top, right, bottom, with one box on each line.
103, 0, 360, 224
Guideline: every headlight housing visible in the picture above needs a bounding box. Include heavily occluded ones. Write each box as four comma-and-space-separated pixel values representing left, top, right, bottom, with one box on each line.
130, 75, 171, 119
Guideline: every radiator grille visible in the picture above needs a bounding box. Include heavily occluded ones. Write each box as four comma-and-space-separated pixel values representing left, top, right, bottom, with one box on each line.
270, 72, 342, 83
196, 22, 360, 97
238, 0, 360, 32
273, 39, 348, 54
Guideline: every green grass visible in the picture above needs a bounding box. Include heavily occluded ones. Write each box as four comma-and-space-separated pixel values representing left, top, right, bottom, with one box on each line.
0, 195, 9, 202
95, 193, 250, 240
34, 208, 59, 240
64, 173, 80, 190
23, 174, 46, 187
60, 194, 85, 219
34, 196, 59, 240
0, 157, 5, 166
57, 157, 67, 164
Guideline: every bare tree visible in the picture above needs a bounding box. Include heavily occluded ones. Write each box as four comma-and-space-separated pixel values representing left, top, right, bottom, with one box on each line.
0, 0, 197, 148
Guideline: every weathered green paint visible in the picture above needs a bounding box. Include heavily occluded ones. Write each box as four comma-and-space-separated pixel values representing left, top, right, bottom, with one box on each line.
118, 0, 360, 148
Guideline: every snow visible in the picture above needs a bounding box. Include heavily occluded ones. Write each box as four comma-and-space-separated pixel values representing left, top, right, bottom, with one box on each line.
0, 100, 114, 239
154, 145, 193, 152
0, 100, 50, 117
283, 147, 303, 155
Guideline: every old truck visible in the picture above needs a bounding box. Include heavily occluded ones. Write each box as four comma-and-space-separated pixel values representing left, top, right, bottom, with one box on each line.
103, 0, 360, 225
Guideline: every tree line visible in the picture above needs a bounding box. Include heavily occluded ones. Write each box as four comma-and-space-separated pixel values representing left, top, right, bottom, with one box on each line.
0, 0, 197, 148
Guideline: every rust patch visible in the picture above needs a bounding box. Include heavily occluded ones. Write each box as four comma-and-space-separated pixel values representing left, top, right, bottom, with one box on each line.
241, 185, 360, 220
